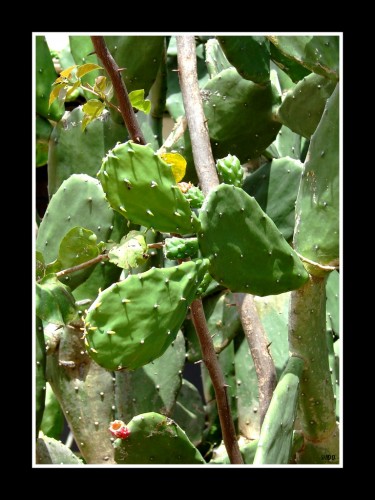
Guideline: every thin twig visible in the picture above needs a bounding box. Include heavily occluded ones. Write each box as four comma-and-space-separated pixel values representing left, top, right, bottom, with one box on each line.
234, 293, 277, 428
177, 36, 242, 464
56, 254, 108, 279
296, 252, 339, 272
91, 36, 146, 145
80, 84, 122, 114
176, 36, 219, 195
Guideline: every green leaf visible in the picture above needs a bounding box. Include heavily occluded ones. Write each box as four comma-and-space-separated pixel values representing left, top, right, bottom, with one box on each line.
93, 76, 113, 100
81, 99, 105, 131
76, 63, 103, 78
129, 89, 151, 114
36, 275, 76, 325
108, 230, 148, 270
66, 79, 81, 99
58, 227, 99, 269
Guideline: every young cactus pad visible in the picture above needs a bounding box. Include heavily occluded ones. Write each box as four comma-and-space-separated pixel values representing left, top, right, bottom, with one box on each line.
84, 259, 208, 370
98, 141, 200, 234
216, 154, 244, 187
198, 184, 309, 296
113, 412, 205, 464
253, 356, 304, 464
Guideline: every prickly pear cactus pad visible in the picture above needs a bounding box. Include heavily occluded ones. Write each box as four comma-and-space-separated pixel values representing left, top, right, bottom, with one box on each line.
36, 174, 114, 266
216, 154, 244, 187
113, 412, 205, 464
202, 68, 282, 162
293, 84, 339, 273
98, 141, 200, 234
198, 184, 308, 296
84, 259, 208, 370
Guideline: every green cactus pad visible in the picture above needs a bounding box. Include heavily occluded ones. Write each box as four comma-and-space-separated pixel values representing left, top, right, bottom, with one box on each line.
48, 107, 127, 196
37, 174, 114, 274
171, 379, 205, 446
216, 154, 244, 187
36, 434, 83, 464
326, 270, 339, 336
253, 356, 304, 464
265, 125, 302, 160
115, 331, 185, 422
242, 157, 303, 241
253, 293, 290, 378
182, 185, 205, 208
277, 73, 337, 138
211, 439, 258, 464
40, 383, 64, 440
84, 259, 208, 371
268, 36, 339, 81
36, 275, 76, 326
294, 84, 339, 273
36, 317, 46, 436
98, 141, 200, 234
202, 68, 282, 162
270, 44, 311, 83
104, 36, 165, 97
35, 36, 64, 121
205, 38, 232, 78
46, 324, 115, 464
36, 115, 53, 167
114, 412, 205, 464
164, 237, 199, 260
198, 184, 309, 296
217, 36, 270, 84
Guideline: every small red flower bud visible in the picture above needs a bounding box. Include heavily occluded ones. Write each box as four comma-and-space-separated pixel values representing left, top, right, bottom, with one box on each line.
109, 420, 131, 439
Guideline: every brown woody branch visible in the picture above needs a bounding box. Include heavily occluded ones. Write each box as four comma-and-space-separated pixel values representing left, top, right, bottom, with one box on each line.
177, 36, 243, 464
91, 36, 146, 145
234, 293, 277, 428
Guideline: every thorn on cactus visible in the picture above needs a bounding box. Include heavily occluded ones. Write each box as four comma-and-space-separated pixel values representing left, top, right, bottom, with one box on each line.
109, 420, 131, 440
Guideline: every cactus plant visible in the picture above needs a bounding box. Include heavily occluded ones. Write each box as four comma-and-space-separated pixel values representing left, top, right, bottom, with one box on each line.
164, 236, 199, 260
268, 36, 339, 81
98, 141, 200, 234
37, 174, 114, 266
198, 184, 309, 296
253, 356, 304, 464
35, 34, 340, 466
84, 259, 208, 371
46, 324, 116, 464
277, 73, 336, 138
48, 107, 127, 196
217, 36, 271, 84
171, 379, 206, 446
40, 383, 64, 439
113, 412, 205, 464
115, 331, 186, 421
216, 154, 244, 187
36, 36, 64, 122
242, 156, 303, 240
294, 84, 339, 273
202, 68, 282, 162
36, 317, 46, 435
36, 434, 83, 464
